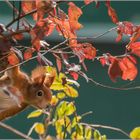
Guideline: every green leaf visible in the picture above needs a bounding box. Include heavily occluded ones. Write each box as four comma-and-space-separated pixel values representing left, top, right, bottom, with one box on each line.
27, 109, 43, 119
130, 127, 140, 139
65, 102, 76, 116
64, 85, 78, 98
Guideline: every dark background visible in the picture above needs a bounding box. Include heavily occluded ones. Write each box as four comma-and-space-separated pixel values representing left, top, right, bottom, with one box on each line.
0, 1, 140, 139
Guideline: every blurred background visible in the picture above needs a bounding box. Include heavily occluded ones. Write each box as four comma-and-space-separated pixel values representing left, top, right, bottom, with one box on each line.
0, 1, 140, 139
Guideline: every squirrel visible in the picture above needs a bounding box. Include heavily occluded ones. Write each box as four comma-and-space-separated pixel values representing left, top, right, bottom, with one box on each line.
0, 65, 55, 121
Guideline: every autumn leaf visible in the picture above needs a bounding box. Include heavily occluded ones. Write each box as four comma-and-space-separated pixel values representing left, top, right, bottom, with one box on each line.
108, 58, 122, 82
52, 17, 78, 47
56, 58, 62, 72
64, 85, 78, 98
73, 43, 96, 62
8, 52, 19, 65
82, 43, 96, 60
130, 127, 140, 139
106, 2, 119, 24
129, 42, 140, 57
34, 123, 45, 135
119, 57, 138, 81
50, 95, 59, 106
70, 71, 79, 80
30, 18, 55, 51
22, 1, 37, 20
24, 48, 34, 60
84, 0, 94, 5
27, 109, 43, 119
13, 33, 24, 40
68, 2, 83, 31
117, 21, 138, 36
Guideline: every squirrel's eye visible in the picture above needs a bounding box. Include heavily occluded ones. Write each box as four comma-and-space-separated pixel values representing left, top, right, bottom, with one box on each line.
36, 90, 44, 97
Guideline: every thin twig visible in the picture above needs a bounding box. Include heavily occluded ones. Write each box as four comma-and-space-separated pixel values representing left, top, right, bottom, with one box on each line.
0, 39, 68, 75
5, 0, 31, 28
80, 122, 130, 138
0, 122, 33, 140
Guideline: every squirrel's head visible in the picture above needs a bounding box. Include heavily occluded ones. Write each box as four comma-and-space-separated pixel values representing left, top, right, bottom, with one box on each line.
25, 67, 55, 109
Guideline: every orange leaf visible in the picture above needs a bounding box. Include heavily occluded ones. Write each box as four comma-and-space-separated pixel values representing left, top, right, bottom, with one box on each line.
107, 6, 119, 24
22, 1, 37, 20
129, 42, 140, 57
119, 57, 138, 81
108, 58, 122, 82
83, 43, 96, 60
30, 18, 55, 51
56, 58, 62, 72
84, 0, 94, 5
68, 2, 83, 30
24, 48, 34, 60
8, 52, 19, 65
70, 72, 79, 80
13, 33, 24, 40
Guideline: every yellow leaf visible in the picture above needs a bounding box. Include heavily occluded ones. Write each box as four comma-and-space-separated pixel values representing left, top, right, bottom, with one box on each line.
50, 95, 59, 106
65, 102, 76, 116
34, 123, 45, 135
130, 127, 140, 139
57, 92, 66, 99
27, 109, 43, 119
64, 85, 78, 98
50, 82, 65, 90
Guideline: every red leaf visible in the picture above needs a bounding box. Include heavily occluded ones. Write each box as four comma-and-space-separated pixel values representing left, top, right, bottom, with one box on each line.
56, 58, 62, 72
107, 5, 119, 24
36, 0, 53, 20
13, 33, 24, 40
83, 43, 96, 60
53, 17, 77, 47
84, 0, 94, 5
24, 48, 34, 60
22, 1, 37, 20
8, 52, 19, 65
68, 2, 83, 31
116, 31, 122, 42
108, 58, 122, 82
99, 57, 106, 66
70, 71, 79, 80
30, 18, 55, 51
119, 57, 138, 81
129, 42, 140, 57
117, 21, 138, 36
74, 43, 96, 62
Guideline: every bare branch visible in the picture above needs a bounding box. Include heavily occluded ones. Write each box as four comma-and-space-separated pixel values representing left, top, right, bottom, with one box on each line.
0, 122, 33, 140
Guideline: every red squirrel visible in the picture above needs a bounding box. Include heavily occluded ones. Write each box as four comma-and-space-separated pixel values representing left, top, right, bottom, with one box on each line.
0, 65, 55, 121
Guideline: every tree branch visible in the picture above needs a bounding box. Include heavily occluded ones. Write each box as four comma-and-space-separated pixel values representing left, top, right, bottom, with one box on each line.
0, 122, 33, 140
80, 122, 130, 138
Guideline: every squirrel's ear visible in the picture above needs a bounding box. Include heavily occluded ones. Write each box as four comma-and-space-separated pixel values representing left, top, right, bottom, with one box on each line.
44, 74, 55, 87
32, 75, 46, 85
